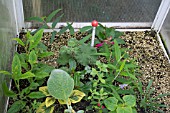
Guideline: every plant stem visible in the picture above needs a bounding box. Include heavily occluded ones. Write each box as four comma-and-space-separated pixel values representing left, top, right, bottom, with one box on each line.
14, 80, 20, 94
112, 71, 121, 83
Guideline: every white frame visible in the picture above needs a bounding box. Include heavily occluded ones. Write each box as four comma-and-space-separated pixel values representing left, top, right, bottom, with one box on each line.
13, 0, 25, 32
152, 0, 170, 32
25, 22, 152, 29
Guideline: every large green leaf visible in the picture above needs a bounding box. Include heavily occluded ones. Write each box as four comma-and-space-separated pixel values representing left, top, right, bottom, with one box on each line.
114, 39, 121, 62
50, 31, 57, 43
2, 82, 16, 97
28, 91, 46, 99
59, 26, 68, 35
68, 23, 74, 35
26, 17, 44, 23
29, 50, 37, 65
47, 69, 74, 100
12, 38, 25, 46
29, 29, 44, 50
123, 95, 136, 107
7, 100, 26, 113
39, 52, 54, 58
52, 14, 64, 28
12, 54, 21, 79
79, 34, 92, 44
116, 106, 132, 113
0, 71, 11, 76
46, 9, 62, 22
104, 97, 118, 111
80, 26, 92, 33
18, 71, 35, 79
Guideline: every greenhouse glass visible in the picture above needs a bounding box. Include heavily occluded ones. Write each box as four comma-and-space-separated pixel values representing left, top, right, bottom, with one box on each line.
161, 10, 170, 56
0, 0, 17, 113
23, 0, 161, 22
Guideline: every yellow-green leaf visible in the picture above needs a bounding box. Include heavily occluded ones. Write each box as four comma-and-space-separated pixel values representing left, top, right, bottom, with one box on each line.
69, 90, 85, 104
13, 38, 25, 46
36, 102, 54, 113
45, 97, 55, 107
39, 86, 50, 96
58, 99, 71, 105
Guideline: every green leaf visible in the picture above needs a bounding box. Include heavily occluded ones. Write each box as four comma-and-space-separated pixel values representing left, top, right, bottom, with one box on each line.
104, 97, 118, 111
12, 54, 21, 79
69, 59, 76, 71
29, 29, 44, 50
114, 31, 123, 38
7, 100, 26, 113
79, 34, 92, 44
18, 71, 35, 79
137, 81, 143, 95
123, 95, 136, 107
68, 24, 74, 35
0, 71, 11, 76
132, 108, 137, 113
52, 14, 64, 28
114, 39, 121, 62
73, 72, 81, 87
13, 38, 25, 46
80, 26, 92, 33
59, 26, 68, 35
29, 82, 40, 90
119, 59, 126, 72
150, 93, 170, 101
108, 85, 123, 102
47, 69, 74, 100
39, 86, 50, 96
39, 52, 54, 58
50, 31, 57, 43
28, 91, 46, 99
29, 50, 37, 64
69, 90, 86, 103
46, 9, 62, 22
45, 97, 56, 107
36, 102, 54, 113
146, 80, 153, 93
116, 106, 132, 113
2, 82, 16, 97
26, 17, 44, 23
35, 71, 49, 79
115, 38, 125, 44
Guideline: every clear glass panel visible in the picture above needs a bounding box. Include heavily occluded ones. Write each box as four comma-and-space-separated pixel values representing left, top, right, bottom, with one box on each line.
0, 0, 17, 113
161, 10, 170, 55
23, 0, 161, 22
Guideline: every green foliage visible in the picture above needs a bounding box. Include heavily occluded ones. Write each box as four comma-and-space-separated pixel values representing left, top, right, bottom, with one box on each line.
27, 9, 74, 43
57, 38, 98, 66
7, 100, 26, 113
104, 95, 137, 113
1, 27, 54, 113
137, 80, 170, 113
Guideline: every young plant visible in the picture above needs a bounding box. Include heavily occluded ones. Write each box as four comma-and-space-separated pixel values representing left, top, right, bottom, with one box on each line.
137, 80, 170, 113
0, 30, 54, 112
57, 38, 98, 66
79, 23, 125, 46
37, 69, 85, 113
0, 54, 47, 113
27, 9, 74, 43
104, 95, 137, 113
